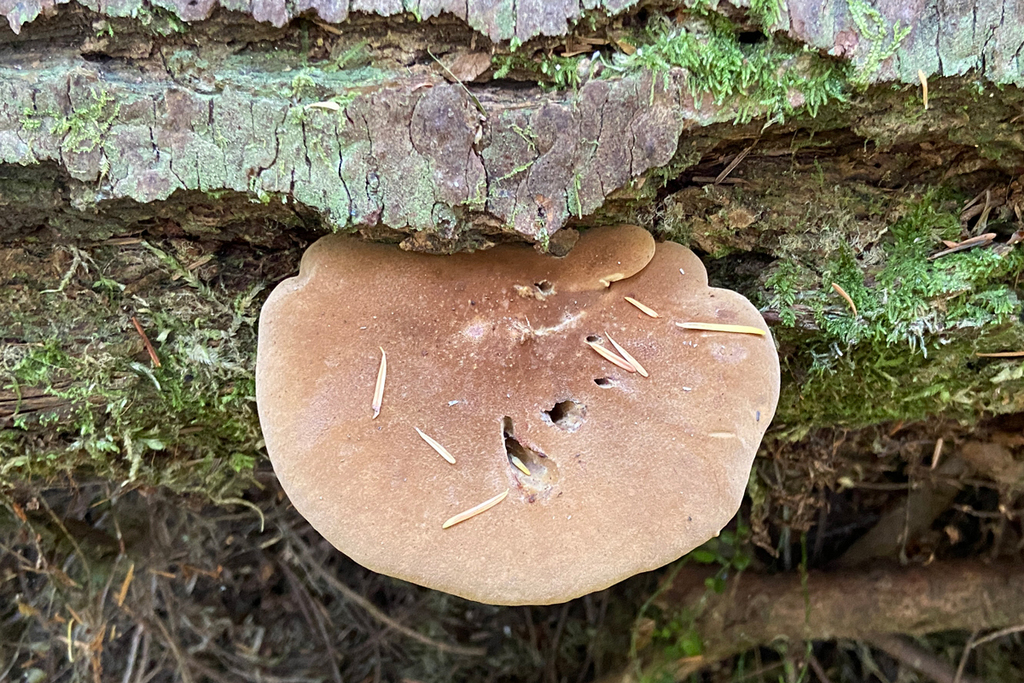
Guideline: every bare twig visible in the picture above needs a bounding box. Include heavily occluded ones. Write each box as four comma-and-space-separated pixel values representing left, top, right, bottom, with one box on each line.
148, 616, 194, 683
931, 438, 944, 470
280, 563, 343, 683
807, 653, 834, 683
38, 495, 90, 585
691, 175, 748, 185
605, 561, 1024, 683
545, 602, 571, 683
288, 539, 486, 657
867, 634, 983, 683
953, 629, 980, 683
961, 187, 990, 216
928, 233, 996, 260
968, 623, 1024, 648
716, 141, 756, 185
120, 625, 144, 683
973, 190, 994, 236
133, 629, 150, 683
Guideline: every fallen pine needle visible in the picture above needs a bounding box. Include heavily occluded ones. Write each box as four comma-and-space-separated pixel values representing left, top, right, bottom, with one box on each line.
675, 322, 766, 336
931, 438, 944, 470
130, 316, 161, 368
624, 296, 660, 317
116, 562, 135, 607
715, 141, 755, 185
307, 101, 341, 111
586, 340, 636, 372
605, 332, 649, 377
510, 455, 531, 475
443, 489, 509, 529
372, 347, 386, 419
928, 233, 996, 260
614, 38, 636, 55
415, 427, 457, 464
831, 282, 858, 316
976, 350, 1024, 358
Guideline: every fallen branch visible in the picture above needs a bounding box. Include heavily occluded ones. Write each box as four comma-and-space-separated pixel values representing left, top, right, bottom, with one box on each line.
603, 560, 1024, 682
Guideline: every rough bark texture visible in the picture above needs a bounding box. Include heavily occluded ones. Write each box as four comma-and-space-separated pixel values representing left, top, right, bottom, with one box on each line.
0, 21, 706, 245
3, 0, 1024, 89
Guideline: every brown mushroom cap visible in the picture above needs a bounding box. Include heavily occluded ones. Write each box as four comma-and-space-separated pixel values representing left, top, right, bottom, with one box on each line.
256, 225, 779, 605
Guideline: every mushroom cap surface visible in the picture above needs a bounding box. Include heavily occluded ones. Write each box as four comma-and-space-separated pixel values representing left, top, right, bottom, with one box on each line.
256, 225, 779, 605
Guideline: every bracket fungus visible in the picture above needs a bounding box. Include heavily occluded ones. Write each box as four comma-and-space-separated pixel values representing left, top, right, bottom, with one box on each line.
256, 225, 780, 605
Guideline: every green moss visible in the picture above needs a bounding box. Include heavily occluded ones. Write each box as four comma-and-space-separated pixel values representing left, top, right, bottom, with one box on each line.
764, 189, 1024, 433
616, 12, 849, 124
289, 71, 319, 100
491, 51, 583, 90
632, 526, 753, 683
135, 5, 189, 35
777, 331, 1024, 437
0, 243, 263, 501
53, 85, 120, 155
847, 0, 912, 86
749, 0, 783, 27
493, 7, 849, 125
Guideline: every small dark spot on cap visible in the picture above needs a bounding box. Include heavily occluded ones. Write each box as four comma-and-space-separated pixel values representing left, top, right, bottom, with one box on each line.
756, 410, 761, 422
687, 516, 692, 522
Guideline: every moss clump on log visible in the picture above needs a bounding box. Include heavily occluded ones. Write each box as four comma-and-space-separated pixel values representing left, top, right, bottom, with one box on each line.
769, 189, 1024, 433
0, 240, 275, 499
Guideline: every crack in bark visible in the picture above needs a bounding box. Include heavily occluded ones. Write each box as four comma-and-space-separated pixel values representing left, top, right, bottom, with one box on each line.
256, 105, 284, 198
355, 105, 376, 218
625, 79, 639, 177
335, 107, 353, 223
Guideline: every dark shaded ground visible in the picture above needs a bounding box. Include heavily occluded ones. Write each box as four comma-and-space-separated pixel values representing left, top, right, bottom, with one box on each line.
4, 414, 1024, 683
